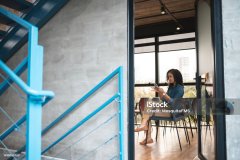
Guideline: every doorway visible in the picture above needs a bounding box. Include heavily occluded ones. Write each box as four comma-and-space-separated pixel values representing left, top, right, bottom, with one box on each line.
127, 0, 226, 160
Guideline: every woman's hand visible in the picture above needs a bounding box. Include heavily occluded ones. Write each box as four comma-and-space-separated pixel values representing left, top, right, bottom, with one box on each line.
153, 87, 164, 93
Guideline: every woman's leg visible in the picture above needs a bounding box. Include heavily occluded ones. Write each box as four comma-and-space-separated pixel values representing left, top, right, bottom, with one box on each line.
134, 113, 150, 132
139, 122, 153, 145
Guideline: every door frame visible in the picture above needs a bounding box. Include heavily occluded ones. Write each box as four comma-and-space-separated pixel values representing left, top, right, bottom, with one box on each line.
127, 0, 226, 159
127, 0, 135, 160
211, 0, 226, 159
195, 0, 226, 159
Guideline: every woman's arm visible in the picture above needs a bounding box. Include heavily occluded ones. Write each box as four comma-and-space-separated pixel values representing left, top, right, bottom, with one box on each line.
154, 86, 184, 103
153, 87, 171, 102
159, 91, 171, 102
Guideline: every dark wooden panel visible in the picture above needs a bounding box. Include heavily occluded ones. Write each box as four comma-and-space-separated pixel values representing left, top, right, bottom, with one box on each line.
136, 10, 195, 26
135, 0, 196, 26
0, 0, 33, 11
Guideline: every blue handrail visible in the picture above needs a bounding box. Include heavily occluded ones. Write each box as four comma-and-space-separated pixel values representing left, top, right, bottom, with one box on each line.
0, 8, 34, 30
0, 115, 26, 141
1, 7, 124, 160
42, 66, 121, 135
41, 66, 124, 159
0, 60, 54, 101
12, 67, 125, 158
42, 93, 119, 154
0, 57, 28, 96
0, 8, 54, 160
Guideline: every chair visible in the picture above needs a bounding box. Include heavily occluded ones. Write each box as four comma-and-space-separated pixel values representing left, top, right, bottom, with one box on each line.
134, 102, 141, 126
145, 98, 192, 150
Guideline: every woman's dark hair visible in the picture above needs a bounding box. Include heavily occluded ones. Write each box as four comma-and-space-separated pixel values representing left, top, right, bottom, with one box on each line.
166, 69, 183, 86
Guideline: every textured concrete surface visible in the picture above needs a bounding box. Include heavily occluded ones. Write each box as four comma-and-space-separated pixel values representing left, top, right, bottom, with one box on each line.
0, 0, 128, 159
222, 0, 240, 159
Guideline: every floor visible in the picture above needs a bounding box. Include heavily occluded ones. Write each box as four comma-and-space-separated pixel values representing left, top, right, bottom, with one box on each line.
135, 123, 214, 160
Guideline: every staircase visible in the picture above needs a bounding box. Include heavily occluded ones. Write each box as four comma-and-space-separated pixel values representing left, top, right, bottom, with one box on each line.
0, 4, 124, 160
0, 0, 69, 62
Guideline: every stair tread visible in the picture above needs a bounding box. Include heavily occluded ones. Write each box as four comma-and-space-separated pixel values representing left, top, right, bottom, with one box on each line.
0, 0, 33, 11
0, 0, 69, 62
0, 14, 15, 26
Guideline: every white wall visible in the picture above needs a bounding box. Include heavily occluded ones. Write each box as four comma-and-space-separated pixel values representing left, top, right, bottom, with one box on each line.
197, 0, 214, 85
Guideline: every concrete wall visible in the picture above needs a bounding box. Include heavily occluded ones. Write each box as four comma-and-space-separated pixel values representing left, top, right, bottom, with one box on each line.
222, 0, 240, 159
0, 0, 128, 159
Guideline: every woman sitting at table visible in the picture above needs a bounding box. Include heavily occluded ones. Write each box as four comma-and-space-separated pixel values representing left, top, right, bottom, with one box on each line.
135, 69, 184, 145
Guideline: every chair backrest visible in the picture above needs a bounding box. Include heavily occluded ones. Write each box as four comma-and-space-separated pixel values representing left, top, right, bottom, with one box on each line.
152, 97, 160, 102
171, 98, 196, 117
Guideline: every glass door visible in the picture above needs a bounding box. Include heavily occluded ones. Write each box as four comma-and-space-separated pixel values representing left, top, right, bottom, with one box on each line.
196, 0, 215, 159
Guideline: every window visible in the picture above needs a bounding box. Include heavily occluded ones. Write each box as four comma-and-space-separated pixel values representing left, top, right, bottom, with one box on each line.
158, 49, 196, 83
134, 34, 197, 102
135, 45, 155, 53
159, 41, 195, 52
134, 87, 155, 103
158, 33, 195, 42
183, 86, 197, 98
135, 37, 154, 44
134, 53, 155, 84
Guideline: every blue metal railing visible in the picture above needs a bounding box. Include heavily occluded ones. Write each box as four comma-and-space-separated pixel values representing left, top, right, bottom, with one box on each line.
0, 60, 54, 101
41, 66, 124, 159
53, 113, 118, 158
0, 7, 124, 160
0, 8, 54, 160
9, 66, 124, 160
13, 66, 124, 159
0, 57, 28, 96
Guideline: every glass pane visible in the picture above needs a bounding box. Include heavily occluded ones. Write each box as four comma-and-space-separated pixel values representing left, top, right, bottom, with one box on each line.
134, 53, 155, 84
158, 49, 196, 83
159, 32, 195, 42
159, 41, 195, 52
135, 45, 155, 53
134, 87, 155, 103
135, 37, 154, 44
183, 85, 197, 98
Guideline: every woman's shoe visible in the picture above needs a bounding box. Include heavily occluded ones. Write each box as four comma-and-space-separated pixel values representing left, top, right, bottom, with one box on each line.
134, 125, 148, 132
139, 138, 153, 145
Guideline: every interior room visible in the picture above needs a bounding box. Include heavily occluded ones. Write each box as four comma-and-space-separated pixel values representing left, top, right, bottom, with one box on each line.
133, 0, 215, 159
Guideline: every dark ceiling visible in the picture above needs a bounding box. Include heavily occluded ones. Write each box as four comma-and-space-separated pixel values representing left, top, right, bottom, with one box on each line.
135, 0, 196, 26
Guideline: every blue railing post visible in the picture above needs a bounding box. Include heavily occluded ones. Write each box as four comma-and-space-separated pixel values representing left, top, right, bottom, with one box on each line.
26, 26, 44, 160
118, 66, 124, 160
0, 8, 53, 160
